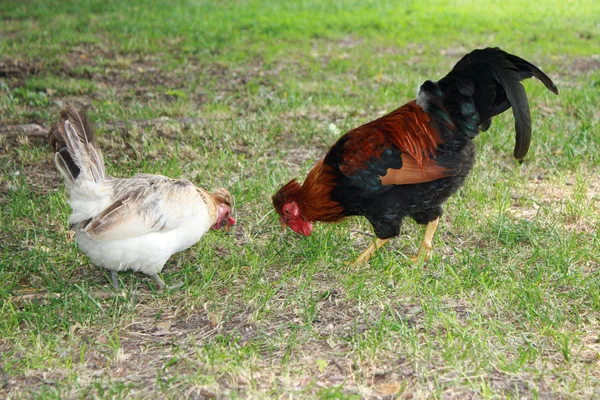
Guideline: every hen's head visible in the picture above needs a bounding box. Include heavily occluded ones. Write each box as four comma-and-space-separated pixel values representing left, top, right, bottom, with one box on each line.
210, 188, 236, 231
272, 179, 313, 236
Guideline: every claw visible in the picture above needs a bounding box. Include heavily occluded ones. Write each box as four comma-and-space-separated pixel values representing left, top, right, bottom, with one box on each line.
347, 238, 390, 266
164, 282, 185, 290
410, 244, 433, 263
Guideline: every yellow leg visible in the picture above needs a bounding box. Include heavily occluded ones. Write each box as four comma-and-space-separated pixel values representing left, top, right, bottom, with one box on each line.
349, 238, 390, 266
410, 217, 439, 263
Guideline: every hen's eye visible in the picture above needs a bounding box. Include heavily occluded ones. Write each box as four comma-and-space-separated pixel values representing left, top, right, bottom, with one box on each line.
284, 208, 289, 214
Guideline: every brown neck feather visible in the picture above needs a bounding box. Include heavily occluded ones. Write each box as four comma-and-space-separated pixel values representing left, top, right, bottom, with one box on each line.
298, 159, 345, 222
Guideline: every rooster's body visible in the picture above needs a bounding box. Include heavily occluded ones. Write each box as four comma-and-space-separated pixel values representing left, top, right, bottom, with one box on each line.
52, 105, 235, 289
273, 47, 558, 263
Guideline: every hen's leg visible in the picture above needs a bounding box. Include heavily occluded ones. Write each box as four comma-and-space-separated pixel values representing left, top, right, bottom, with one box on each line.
149, 273, 166, 290
350, 238, 390, 265
410, 217, 439, 263
111, 271, 120, 290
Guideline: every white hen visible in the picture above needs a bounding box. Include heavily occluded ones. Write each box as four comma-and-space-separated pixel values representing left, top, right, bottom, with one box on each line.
52, 105, 235, 289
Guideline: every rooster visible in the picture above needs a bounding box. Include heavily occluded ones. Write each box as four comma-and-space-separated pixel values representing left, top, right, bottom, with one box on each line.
273, 47, 558, 264
51, 105, 236, 289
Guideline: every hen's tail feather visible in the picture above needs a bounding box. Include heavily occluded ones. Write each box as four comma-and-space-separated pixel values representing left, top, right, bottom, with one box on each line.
426, 47, 558, 160
55, 147, 78, 184
501, 51, 559, 95
487, 59, 532, 160
53, 105, 105, 185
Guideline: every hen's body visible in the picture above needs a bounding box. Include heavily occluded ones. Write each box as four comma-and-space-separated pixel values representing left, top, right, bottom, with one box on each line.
52, 105, 235, 289
71, 175, 215, 278
273, 47, 558, 263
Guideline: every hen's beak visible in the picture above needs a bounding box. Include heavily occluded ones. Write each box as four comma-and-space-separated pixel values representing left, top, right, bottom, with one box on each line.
280, 219, 288, 231
224, 216, 236, 232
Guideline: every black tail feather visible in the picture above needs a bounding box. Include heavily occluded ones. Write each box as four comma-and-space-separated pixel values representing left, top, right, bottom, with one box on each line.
435, 47, 558, 160
502, 51, 559, 95
55, 147, 80, 183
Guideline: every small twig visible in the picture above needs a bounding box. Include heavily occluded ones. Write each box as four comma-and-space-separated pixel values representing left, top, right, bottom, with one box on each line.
102, 116, 205, 132
9, 292, 62, 303
0, 117, 206, 139
0, 124, 46, 137
9, 290, 116, 306
331, 358, 347, 374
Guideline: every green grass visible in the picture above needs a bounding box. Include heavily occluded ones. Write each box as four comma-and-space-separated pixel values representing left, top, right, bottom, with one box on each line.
1, 0, 600, 398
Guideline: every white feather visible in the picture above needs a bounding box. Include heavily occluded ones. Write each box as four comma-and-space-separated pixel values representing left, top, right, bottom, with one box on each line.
53, 105, 232, 288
